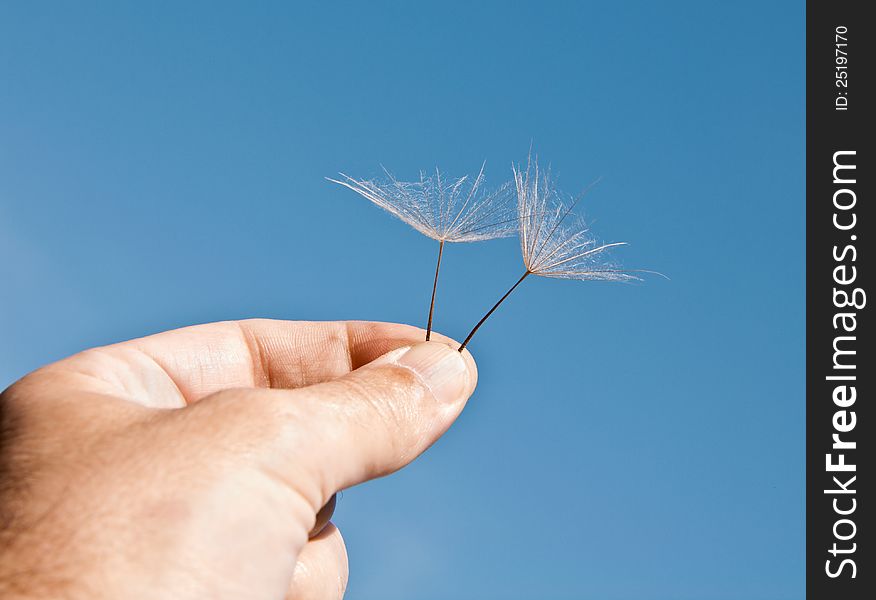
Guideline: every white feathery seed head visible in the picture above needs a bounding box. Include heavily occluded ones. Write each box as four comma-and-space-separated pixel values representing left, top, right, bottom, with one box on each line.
515, 157, 642, 282
328, 164, 516, 243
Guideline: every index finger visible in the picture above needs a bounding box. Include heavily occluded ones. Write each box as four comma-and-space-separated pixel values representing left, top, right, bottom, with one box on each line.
65, 320, 454, 404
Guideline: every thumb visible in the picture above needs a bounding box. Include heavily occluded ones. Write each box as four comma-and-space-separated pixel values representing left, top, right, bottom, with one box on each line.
220, 341, 477, 509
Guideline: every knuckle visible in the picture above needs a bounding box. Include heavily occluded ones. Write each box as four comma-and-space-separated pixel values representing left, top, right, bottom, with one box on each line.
321, 366, 434, 467
347, 366, 426, 427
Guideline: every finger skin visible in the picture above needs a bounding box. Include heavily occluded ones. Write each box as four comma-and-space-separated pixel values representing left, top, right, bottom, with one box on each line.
217, 341, 478, 509
48, 320, 461, 405
287, 524, 348, 600
310, 494, 337, 538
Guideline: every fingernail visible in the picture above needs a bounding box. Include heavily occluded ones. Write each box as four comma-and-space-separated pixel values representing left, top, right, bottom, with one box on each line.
394, 342, 469, 404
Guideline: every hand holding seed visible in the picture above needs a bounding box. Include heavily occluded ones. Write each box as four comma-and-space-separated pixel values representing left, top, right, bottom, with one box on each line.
0, 320, 477, 600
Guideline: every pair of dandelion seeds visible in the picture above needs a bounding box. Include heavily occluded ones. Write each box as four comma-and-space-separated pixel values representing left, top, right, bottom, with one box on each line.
329, 157, 654, 352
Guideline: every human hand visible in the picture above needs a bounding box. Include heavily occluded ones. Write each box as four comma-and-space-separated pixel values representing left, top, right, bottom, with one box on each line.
0, 320, 477, 599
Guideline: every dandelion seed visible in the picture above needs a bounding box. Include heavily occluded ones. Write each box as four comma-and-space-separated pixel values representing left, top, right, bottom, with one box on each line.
328, 164, 516, 340
458, 157, 661, 351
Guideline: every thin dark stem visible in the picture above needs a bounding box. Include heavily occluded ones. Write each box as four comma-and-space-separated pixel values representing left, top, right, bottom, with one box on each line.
458, 271, 530, 352
425, 240, 445, 341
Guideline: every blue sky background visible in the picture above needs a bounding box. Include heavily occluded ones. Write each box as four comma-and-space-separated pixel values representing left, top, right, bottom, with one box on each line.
1, 2, 804, 599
